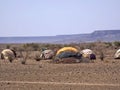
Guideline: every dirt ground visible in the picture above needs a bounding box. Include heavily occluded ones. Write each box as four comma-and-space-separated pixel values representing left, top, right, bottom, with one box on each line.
0, 58, 120, 90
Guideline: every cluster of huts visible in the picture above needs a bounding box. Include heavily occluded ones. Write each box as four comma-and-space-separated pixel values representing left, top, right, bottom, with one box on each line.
1, 47, 120, 64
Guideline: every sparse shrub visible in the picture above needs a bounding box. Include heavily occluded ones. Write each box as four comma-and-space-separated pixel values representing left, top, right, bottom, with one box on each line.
23, 43, 32, 51
89, 43, 95, 49
80, 46, 84, 50
85, 43, 94, 49
104, 42, 112, 48
99, 51, 104, 61
20, 43, 32, 64
29, 43, 40, 51
19, 51, 27, 64
6, 44, 10, 49
21, 59, 26, 64
113, 41, 120, 48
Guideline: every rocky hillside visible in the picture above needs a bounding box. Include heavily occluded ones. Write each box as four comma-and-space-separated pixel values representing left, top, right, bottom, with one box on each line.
0, 30, 120, 44
54, 30, 120, 43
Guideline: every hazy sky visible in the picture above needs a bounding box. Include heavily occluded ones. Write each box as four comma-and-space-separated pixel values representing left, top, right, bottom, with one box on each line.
0, 0, 120, 36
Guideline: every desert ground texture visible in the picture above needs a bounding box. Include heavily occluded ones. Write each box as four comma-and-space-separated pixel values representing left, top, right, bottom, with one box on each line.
0, 59, 120, 90
0, 42, 120, 90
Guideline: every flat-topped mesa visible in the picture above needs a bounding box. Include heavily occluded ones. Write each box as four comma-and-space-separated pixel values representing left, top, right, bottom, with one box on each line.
91, 30, 120, 36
